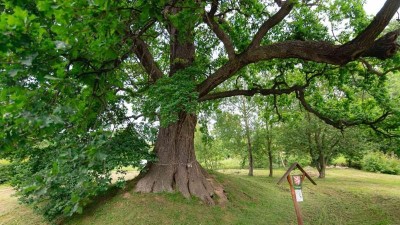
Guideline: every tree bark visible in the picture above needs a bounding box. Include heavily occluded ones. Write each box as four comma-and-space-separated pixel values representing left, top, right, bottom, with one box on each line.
135, 113, 225, 204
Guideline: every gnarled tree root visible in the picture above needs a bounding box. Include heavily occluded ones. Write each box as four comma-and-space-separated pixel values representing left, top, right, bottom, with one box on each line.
135, 161, 227, 205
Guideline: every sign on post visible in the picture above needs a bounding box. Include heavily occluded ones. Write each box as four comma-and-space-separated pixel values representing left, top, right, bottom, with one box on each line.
277, 162, 317, 225
292, 175, 303, 202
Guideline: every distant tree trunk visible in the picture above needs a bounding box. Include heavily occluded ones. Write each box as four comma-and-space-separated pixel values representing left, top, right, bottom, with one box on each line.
268, 151, 273, 176
266, 122, 273, 177
279, 152, 286, 167
314, 128, 327, 178
241, 97, 254, 176
306, 112, 327, 178
245, 124, 254, 176
267, 138, 273, 177
247, 141, 254, 176
316, 153, 326, 178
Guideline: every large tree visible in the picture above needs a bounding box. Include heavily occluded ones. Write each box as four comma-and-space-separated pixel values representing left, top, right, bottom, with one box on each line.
1, 0, 400, 213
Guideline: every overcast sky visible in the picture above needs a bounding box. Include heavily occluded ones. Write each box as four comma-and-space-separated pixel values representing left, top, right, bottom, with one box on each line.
364, 0, 385, 15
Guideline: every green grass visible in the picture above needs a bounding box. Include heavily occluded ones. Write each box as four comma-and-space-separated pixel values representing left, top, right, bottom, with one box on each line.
218, 158, 243, 169
0, 168, 399, 225
0, 184, 47, 225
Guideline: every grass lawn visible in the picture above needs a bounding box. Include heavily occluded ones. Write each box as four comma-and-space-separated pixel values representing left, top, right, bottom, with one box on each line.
0, 184, 47, 225
0, 168, 399, 225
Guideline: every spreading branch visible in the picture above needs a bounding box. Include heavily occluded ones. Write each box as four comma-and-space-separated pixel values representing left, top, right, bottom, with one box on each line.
124, 114, 143, 121
249, 1, 294, 49
199, 84, 303, 101
132, 37, 164, 82
339, 0, 400, 59
199, 66, 326, 101
360, 58, 400, 77
296, 89, 391, 130
129, 18, 163, 82
197, 0, 400, 98
203, 2, 236, 59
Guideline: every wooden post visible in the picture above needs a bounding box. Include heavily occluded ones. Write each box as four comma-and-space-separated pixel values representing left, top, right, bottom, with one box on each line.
277, 163, 316, 225
287, 174, 303, 225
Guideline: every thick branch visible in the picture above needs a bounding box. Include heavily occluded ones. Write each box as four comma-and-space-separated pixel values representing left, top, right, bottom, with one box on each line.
199, 67, 326, 101
197, 41, 338, 97
133, 38, 164, 82
209, 0, 218, 16
247, 36, 398, 66
361, 29, 400, 59
296, 89, 390, 130
198, 34, 399, 97
199, 84, 303, 102
249, 1, 294, 49
197, 0, 400, 98
204, 11, 236, 59
339, 0, 400, 59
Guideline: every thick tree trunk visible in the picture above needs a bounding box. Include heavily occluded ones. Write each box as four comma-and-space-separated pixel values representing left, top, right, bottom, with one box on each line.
135, 4, 230, 205
135, 113, 225, 205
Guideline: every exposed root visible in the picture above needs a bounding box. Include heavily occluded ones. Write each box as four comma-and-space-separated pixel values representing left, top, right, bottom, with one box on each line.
135, 161, 227, 206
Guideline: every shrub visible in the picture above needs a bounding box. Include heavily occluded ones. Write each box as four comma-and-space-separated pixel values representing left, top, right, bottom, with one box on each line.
348, 160, 362, 170
0, 164, 12, 184
361, 152, 400, 175
9, 126, 154, 221
287, 154, 311, 167
332, 155, 347, 167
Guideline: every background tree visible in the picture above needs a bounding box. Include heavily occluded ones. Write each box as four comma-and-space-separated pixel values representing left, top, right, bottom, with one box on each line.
282, 112, 344, 178
252, 96, 282, 177
214, 95, 261, 176
194, 123, 225, 170
213, 111, 248, 167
